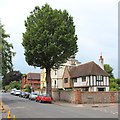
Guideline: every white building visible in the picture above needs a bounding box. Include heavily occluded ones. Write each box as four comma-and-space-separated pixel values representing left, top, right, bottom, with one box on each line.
51, 58, 81, 89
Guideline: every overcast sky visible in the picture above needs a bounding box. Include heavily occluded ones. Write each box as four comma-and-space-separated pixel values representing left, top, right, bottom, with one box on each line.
0, 0, 118, 77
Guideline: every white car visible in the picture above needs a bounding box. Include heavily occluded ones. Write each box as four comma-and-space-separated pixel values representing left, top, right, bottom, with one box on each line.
29, 92, 38, 100
14, 90, 21, 96
10, 88, 17, 95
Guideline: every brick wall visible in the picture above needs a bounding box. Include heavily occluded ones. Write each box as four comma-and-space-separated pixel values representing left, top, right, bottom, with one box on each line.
52, 90, 75, 103
80, 91, 119, 104
52, 90, 120, 104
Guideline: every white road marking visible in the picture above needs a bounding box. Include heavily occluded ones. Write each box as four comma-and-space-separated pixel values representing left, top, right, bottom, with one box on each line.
10, 106, 24, 109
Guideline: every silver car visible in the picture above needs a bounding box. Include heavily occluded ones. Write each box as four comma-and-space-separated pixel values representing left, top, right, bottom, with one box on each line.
10, 88, 17, 95
29, 92, 38, 100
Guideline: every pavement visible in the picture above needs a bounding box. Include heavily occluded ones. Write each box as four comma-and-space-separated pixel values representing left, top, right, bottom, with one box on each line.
0, 101, 10, 113
53, 101, 118, 108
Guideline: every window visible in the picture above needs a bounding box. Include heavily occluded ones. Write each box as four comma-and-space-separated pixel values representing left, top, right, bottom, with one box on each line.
64, 78, 68, 83
73, 78, 77, 83
55, 70, 57, 75
82, 76, 86, 82
96, 76, 103, 81
55, 80, 56, 85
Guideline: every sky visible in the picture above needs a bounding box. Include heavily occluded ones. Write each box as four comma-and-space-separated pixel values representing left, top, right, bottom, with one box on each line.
0, 0, 118, 77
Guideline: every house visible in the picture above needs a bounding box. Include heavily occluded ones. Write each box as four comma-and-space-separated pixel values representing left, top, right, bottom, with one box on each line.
51, 58, 81, 89
62, 61, 109, 91
21, 73, 40, 91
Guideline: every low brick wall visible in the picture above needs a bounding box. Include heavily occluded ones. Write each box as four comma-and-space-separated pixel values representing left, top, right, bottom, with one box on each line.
80, 91, 119, 104
52, 90, 75, 103
52, 90, 120, 104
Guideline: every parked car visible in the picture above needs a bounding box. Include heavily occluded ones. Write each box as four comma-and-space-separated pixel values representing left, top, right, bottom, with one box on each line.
10, 88, 17, 95
24, 92, 30, 99
39, 94, 52, 103
19, 91, 25, 97
14, 90, 21, 96
29, 92, 38, 100
35, 94, 43, 102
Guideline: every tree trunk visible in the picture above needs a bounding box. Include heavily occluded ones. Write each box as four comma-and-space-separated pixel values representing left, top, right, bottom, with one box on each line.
45, 67, 52, 98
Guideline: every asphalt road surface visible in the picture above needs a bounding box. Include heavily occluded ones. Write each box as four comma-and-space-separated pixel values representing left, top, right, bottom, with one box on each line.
1, 93, 118, 118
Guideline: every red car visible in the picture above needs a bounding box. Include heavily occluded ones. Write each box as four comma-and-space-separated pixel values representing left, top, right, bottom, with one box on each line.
36, 94, 52, 103
36, 94, 43, 102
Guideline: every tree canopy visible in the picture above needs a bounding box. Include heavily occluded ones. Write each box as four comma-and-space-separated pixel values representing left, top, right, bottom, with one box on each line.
0, 22, 15, 77
104, 64, 114, 78
109, 78, 119, 91
2, 70, 22, 87
104, 64, 120, 91
22, 4, 78, 97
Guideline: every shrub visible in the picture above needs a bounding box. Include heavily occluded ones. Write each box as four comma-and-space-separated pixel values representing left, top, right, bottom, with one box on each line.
9, 81, 21, 89
24, 84, 31, 93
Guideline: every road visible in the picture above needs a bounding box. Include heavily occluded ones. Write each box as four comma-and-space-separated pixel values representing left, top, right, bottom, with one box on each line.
1, 93, 118, 119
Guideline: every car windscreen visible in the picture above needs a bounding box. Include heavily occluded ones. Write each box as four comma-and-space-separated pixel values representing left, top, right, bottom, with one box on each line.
42, 94, 50, 97
33, 93, 37, 95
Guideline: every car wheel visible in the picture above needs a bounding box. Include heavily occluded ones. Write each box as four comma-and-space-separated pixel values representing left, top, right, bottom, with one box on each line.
40, 100, 42, 103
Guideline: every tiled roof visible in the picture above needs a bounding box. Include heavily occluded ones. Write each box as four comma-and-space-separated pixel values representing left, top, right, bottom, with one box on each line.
69, 61, 109, 78
27, 73, 40, 80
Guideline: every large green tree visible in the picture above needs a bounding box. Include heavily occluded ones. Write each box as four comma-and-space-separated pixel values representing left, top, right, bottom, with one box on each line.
0, 22, 15, 77
22, 4, 78, 97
